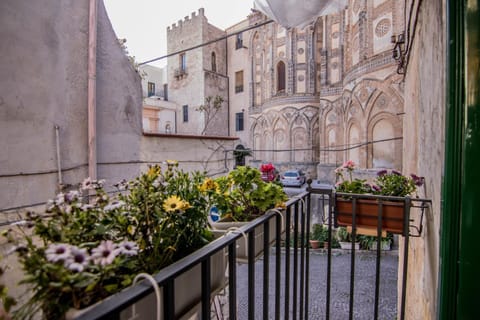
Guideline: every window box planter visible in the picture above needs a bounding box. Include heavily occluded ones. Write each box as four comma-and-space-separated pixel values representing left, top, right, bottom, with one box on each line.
210, 213, 284, 263
67, 249, 226, 320
339, 241, 360, 250
334, 195, 411, 236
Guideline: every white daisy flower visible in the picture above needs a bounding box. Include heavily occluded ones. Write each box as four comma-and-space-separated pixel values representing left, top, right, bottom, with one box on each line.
91, 240, 118, 266
66, 246, 90, 272
45, 243, 71, 263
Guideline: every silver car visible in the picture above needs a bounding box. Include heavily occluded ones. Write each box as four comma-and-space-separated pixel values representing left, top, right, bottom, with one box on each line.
280, 170, 306, 187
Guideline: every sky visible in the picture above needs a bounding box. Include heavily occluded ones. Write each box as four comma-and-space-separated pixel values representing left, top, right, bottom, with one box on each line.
104, 0, 255, 67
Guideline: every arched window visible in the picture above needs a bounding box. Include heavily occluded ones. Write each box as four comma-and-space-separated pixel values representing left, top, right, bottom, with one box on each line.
277, 61, 286, 92
211, 52, 216, 72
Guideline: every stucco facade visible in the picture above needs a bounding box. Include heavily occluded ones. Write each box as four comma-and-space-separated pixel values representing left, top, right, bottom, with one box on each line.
0, 0, 143, 211
167, 9, 229, 137
402, 0, 446, 318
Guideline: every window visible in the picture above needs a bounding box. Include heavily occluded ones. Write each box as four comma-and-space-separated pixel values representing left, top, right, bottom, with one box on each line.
277, 61, 286, 92
236, 33, 243, 49
183, 105, 188, 122
211, 52, 216, 72
180, 53, 186, 71
235, 112, 244, 131
147, 82, 155, 97
235, 70, 244, 93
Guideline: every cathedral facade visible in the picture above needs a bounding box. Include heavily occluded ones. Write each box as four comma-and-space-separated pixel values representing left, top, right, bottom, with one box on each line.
167, 0, 405, 179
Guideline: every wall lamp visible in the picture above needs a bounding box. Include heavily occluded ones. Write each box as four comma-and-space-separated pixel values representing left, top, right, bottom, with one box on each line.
391, 33, 406, 74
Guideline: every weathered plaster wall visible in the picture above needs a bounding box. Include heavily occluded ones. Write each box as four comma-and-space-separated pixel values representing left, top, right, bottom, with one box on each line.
402, 0, 446, 318
140, 135, 237, 176
0, 0, 142, 210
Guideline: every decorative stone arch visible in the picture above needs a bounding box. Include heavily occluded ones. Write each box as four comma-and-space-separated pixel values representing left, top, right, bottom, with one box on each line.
311, 118, 320, 162
345, 120, 364, 167
272, 116, 289, 162
291, 126, 308, 162
366, 112, 403, 169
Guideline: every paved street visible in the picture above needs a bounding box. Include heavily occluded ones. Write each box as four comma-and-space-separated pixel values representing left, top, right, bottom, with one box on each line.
230, 250, 399, 320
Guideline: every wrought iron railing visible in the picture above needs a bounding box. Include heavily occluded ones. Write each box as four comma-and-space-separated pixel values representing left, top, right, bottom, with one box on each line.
72, 186, 430, 320
74, 192, 311, 320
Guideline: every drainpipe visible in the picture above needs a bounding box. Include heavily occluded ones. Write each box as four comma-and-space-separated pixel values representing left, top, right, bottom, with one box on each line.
88, 0, 98, 180
225, 33, 230, 136
55, 125, 62, 188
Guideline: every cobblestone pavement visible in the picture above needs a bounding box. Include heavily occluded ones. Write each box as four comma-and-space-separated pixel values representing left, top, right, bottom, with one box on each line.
214, 250, 398, 320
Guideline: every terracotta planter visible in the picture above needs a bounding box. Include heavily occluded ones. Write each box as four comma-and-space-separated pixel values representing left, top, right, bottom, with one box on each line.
335, 198, 408, 235
67, 249, 226, 320
210, 215, 285, 263
309, 240, 321, 249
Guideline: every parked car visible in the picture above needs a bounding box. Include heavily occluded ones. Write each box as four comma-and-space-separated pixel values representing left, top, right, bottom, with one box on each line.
280, 170, 306, 187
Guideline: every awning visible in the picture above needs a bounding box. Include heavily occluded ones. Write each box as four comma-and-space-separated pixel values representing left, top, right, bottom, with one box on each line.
254, 0, 348, 28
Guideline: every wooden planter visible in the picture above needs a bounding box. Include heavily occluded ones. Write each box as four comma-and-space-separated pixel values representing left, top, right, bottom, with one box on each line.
335, 197, 409, 235
67, 250, 226, 320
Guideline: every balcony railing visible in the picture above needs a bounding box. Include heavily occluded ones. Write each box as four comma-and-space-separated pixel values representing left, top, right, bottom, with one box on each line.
72, 185, 430, 320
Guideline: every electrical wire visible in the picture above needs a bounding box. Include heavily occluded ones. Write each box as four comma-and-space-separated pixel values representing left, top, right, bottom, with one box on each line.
139, 19, 274, 66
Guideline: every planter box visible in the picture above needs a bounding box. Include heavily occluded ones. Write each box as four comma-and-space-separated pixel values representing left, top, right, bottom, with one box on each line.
335, 198, 409, 235
67, 249, 226, 320
369, 241, 391, 251
210, 215, 285, 263
339, 241, 360, 250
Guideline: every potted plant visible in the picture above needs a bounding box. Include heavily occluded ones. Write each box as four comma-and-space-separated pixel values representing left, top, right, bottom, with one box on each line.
209, 166, 288, 262
310, 224, 328, 249
6, 162, 225, 319
336, 227, 360, 250
334, 161, 424, 235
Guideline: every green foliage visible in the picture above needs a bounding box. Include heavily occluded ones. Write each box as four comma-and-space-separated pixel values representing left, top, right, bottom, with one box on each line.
373, 170, 418, 197
357, 232, 393, 250
336, 227, 351, 242
7, 162, 216, 319
310, 224, 328, 242
212, 166, 288, 222
335, 161, 424, 197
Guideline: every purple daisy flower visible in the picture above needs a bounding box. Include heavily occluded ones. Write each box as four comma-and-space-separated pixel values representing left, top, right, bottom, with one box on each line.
377, 169, 388, 176
45, 243, 71, 263
66, 246, 90, 272
91, 240, 118, 266
392, 170, 402, 176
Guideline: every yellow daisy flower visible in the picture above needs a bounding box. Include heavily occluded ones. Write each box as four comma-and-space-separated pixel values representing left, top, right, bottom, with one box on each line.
163, 195, 183, 212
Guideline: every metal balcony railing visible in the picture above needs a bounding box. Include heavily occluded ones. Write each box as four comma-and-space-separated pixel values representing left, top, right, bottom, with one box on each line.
71, 186, 430, 320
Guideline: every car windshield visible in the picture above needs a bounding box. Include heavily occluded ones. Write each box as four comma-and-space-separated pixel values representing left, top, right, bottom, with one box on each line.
284, 172, 298, 177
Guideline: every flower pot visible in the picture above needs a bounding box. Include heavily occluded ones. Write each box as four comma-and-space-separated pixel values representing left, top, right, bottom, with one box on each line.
335, 198, 408, 235
339, 241, 360, 250
309, 240, 321, 249
67, 249, 226, 320
210, 215, 284, 263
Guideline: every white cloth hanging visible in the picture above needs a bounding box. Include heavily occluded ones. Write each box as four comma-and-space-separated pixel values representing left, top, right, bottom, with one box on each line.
254, 0, 348, 28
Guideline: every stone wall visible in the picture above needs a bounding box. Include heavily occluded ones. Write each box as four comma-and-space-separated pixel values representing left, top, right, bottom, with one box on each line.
402, 0, 446, 318
141, 134, 237, 176
0, 0, 142, 212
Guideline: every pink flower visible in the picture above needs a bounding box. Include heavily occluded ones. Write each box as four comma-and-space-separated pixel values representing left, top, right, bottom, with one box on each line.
343, 160, 356, 170
45, 243, 71, 263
